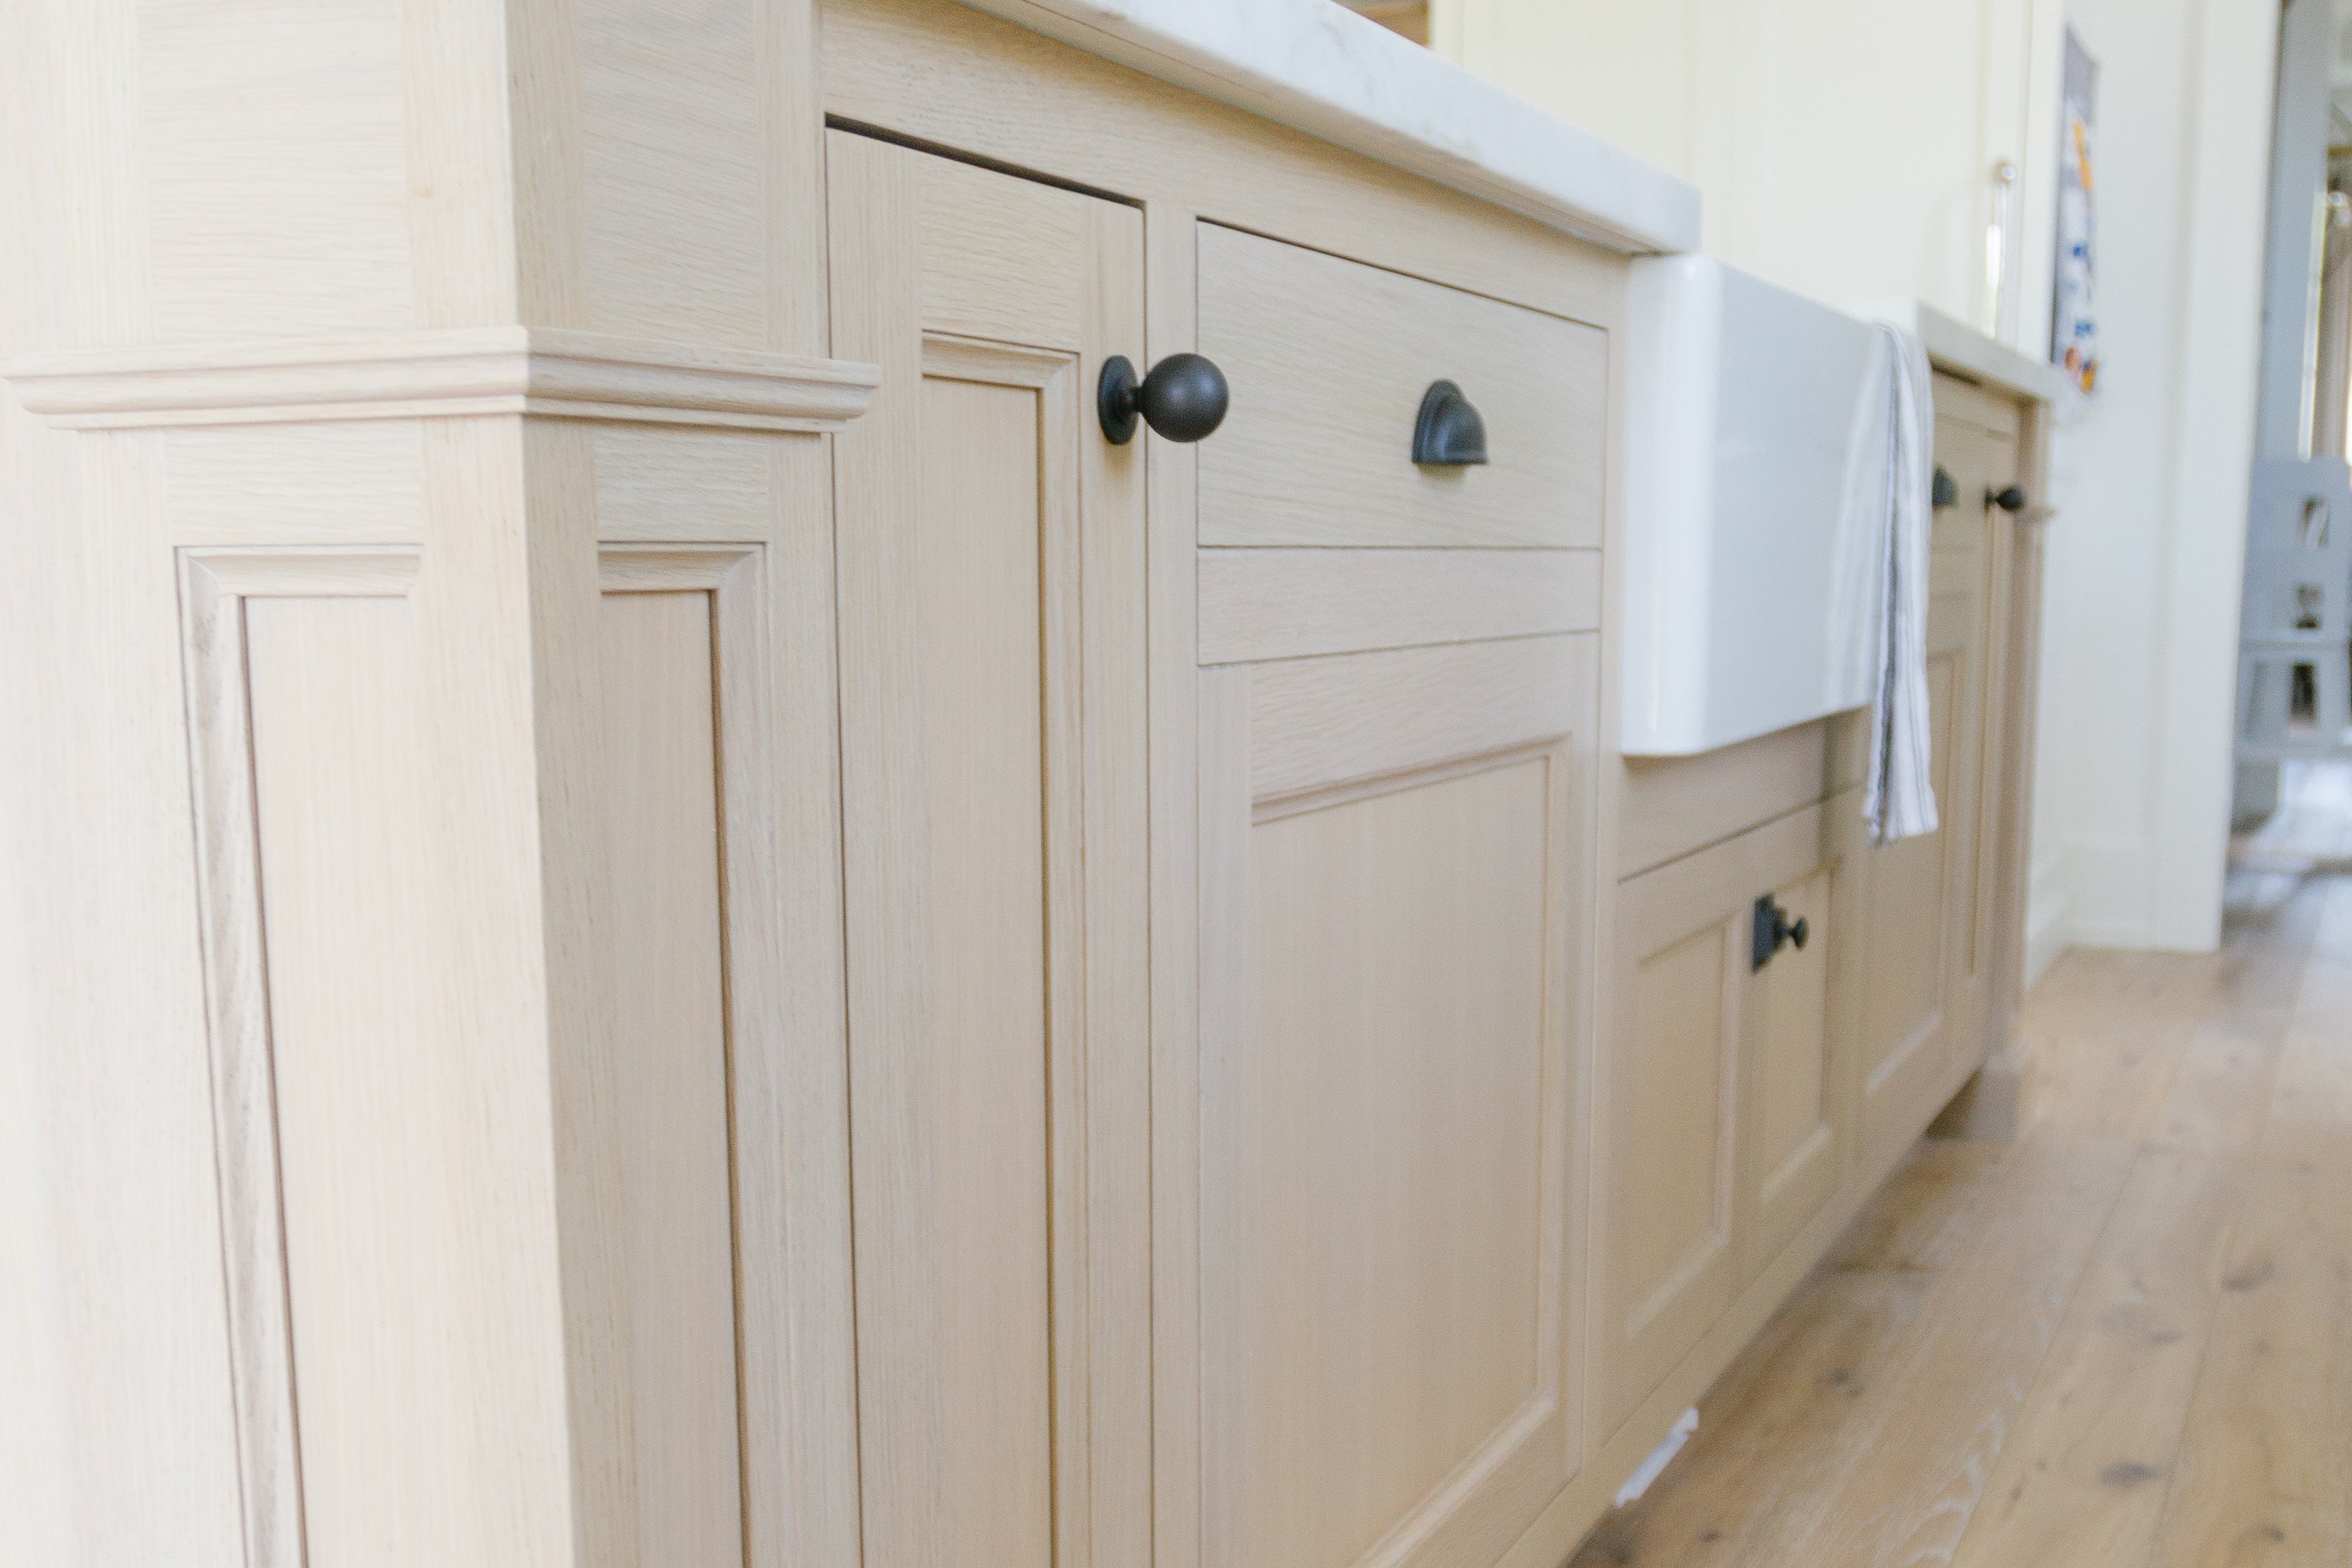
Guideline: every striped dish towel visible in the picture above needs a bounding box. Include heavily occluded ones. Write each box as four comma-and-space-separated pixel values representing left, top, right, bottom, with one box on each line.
1864, 324, 1939, 844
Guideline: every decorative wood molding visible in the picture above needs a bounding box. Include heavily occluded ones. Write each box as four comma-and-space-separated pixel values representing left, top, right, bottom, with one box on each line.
7, 328, 881, 432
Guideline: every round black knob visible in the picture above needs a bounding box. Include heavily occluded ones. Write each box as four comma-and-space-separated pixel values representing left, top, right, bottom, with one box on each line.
1097, 352, 1229, 445
1987, 484, 2028, 513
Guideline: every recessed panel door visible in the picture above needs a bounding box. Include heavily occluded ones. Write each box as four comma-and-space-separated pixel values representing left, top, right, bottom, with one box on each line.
1859, 414, 1993, 1164
827, 130, 1150, 1568
1198, 631, 1596, 1568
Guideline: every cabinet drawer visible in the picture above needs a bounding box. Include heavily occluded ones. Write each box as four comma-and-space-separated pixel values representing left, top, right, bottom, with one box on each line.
1197, 223, 1607, 548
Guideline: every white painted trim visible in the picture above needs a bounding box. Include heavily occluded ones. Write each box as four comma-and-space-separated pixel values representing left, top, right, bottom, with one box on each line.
953, 0, 1700, 254
3, 328, 881, 432
2024, 883, 2070, 988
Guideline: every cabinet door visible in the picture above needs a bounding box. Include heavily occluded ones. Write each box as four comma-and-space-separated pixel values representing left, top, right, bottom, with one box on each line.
1598, 855, 1741, 1435
1597, 797, 1859, 1431
1736, 794, 1866, 1280
826, 131, 1150, 1568
1196, 632, 1597, 1568
1857, 414, 1993, 1164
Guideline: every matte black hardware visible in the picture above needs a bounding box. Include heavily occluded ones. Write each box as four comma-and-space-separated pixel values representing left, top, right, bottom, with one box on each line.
1931, 466, 1958, 508
1097, 353, 1229, 445
1986, 484, 2028, 513
1752, 894, 1809, 972
1412, 380, 1489, 466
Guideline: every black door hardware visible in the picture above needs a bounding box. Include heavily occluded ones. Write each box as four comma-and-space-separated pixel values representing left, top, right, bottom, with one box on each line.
1412, 380, 1488, 466
1931, 466, 1957, 508
1751, 893, 1809, 972
1986, 484, 2028, 513
1098, 353, 1229, 444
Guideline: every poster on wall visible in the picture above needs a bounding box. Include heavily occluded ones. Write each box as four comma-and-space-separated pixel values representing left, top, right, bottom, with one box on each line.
2053, 28, 2099, 394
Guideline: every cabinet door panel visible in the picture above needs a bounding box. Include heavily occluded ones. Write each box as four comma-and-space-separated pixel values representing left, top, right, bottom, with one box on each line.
1859, 407, 1995, 1163
1621, 922, 1739, 1309
827, 129, 1150, 1568
1600, 799, 1859, 1433
1737, 795, 1866, 1279
1858, 650, 1958, 1141
1198, 633, 1596, 1568
1600, 862, 1739, 1432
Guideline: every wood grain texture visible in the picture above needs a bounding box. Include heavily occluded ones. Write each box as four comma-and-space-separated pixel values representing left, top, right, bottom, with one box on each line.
1558, 852, 2352, 1568
10, 0, 847, 1560
826, 128, 1152, 1568
1198, 224, 1605, 548
179, 550, 422, 1568
577, 0, 764, 345
1617, 719, 1853, 880
1598, 801, 1859, 1432
3, 8, 251, 1562
1216, 756, 1571, 1568
142, 0, 414, 338
1195, 526, 1598, 1568
819, 0, 1626, 329
182, 538, 787, 1568
1945, 1148, 2243, 1568
1246, 633, 1596, 803
1150, 200, 1209, 1568
1198, 548, 1600, 665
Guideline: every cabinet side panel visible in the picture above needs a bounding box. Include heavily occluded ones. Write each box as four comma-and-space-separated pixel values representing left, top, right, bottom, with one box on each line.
142, 0, 414, 337
577, 0, 765, 344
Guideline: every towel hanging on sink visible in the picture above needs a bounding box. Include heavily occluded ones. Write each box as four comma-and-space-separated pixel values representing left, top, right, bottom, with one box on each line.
1863, 324, 1939, 844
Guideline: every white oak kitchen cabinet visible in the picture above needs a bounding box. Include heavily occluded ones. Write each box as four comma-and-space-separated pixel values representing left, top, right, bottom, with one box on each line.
0, 6, 2048, 1568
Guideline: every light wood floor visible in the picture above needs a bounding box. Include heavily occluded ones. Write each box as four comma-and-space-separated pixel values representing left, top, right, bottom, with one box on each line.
1571, 762, 2352, 1568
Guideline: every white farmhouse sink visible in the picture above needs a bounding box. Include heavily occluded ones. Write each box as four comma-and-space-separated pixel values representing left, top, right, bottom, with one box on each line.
1620, 255, 1889, 756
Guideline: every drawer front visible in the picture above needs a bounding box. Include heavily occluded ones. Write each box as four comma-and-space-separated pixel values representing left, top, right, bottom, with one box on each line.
1197, 223, 1607, 549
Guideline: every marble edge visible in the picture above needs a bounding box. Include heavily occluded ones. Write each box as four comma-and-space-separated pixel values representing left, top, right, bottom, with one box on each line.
1847, 298, 2074, 407
953, 0, 1701, 255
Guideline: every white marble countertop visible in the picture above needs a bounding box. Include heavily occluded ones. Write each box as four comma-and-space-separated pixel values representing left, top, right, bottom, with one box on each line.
956, 0, 1701, 255
1850, 298, 2074, 407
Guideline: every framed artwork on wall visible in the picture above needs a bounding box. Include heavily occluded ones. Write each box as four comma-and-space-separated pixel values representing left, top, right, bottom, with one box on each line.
2053, 28, 2099, 394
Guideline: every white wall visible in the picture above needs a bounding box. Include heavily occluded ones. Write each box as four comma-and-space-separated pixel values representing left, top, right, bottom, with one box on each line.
1433, 0, 2278, 960
1431, 0, 2048, 336
2038, 0, 2275, 951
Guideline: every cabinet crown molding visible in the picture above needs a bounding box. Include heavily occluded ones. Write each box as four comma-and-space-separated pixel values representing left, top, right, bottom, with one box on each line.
2, 327, 882, 432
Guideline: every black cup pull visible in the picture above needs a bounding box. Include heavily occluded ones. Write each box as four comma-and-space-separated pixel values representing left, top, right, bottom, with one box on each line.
1098, 353, 1229, 444
1932, 465, 1958, 508
1987, 484, 2028, 513
1413, 380, 1488, 466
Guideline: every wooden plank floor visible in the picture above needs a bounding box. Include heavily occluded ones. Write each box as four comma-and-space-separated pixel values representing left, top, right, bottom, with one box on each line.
1571, 762, 2352, 1568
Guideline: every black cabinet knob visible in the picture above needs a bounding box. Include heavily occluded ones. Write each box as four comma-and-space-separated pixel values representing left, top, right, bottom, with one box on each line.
1098, 353, 1229, 444
1413, 380, 1488, 466
1932, 466, 1958, 508
1987, 484, 2028, 513
1752, 894, 1809, 971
